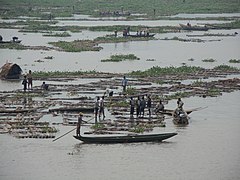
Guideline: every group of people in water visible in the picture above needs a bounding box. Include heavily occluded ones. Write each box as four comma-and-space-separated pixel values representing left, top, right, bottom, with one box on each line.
22, 70, 48, 92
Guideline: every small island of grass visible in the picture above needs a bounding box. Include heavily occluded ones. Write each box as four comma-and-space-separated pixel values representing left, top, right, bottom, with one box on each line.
101, 54, 140, 62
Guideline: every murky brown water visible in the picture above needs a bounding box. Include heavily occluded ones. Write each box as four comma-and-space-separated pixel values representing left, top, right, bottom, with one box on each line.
0, 92, 239, 180
0, 16, 240, 180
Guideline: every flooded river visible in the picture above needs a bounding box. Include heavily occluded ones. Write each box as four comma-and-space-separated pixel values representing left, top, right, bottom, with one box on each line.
0, 29, 240, 73
0, 15, 240, 180
0, 92, 239, 180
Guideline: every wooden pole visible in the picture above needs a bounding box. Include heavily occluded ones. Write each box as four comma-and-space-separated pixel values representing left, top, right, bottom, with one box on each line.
52, 116, 95, 142
52, 127, 76, 142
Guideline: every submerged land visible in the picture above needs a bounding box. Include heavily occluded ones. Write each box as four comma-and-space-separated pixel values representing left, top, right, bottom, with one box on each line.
0, 0, 240, 137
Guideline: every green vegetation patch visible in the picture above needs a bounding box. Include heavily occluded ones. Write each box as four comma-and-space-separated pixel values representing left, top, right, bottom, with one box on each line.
202, 58, 216, 62
0, 43, 26, 50
229, 59, 240, 63
43, 31, 71, 37
130, 66, 203, 77
101, 54, 140, 62
206, 88, 221, 97
49, 34, 155, 52
213, 65, 239, 71
166, 91, 191, 100
32, 70, 99, 78
91, 123, 105, 130
49, 40, 102, 52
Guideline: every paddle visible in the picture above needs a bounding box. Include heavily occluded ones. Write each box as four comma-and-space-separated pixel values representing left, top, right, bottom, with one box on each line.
52, 116, 94, 142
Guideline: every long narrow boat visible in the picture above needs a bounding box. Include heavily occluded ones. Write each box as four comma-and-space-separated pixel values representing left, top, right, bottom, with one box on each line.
179, 24, 209, 31
158, 109, 193, 116
73, 132, 177, 144
125, 34, 155, 38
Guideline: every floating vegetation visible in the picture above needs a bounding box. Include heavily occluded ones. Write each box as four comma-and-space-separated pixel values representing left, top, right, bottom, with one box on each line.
95, 34, 155, 43
130, 66, 203, 77
146, 59, 155, 61
166, 92, 191, 100
213, 65, 239, 71
188, 58, 195, 61
229, 59, 240, 63
44, 56, 54, 59
192, 79, 204, 86
34, 59, 44, 63
163, 36, 205, 43
91, 123, 105, 130
125, 87, 137, 95
0, 43, 25, 50
207, 88, 221, 97
101, 54, 140, 62
49, 40, 102, 52
130, 124, 153, 133
111, 100, 129, 108
202, 58, 216, 62
32, 70, 99, 78
43, 31, 71, 37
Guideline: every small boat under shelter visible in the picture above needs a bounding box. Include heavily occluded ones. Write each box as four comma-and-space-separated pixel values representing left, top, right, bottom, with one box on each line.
0, 63, 22, 79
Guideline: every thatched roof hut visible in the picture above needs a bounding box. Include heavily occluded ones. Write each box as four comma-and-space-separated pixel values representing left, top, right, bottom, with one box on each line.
0, 63, 22, 79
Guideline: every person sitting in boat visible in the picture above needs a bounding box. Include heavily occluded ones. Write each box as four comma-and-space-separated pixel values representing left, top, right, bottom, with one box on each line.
76, 112, 83, 136
41, 81, 49, 90
12, 36, 18, 42
0, 35, 2, 42
145, 27, 150, 36
187, 23, 191, 27
123, 29, 127, 37
155, 100, 164, 113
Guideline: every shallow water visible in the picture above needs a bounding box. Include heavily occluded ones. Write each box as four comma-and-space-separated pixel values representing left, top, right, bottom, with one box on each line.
169, 13, 240, 18
0, 91, 239, 180
55, 19, 230, 27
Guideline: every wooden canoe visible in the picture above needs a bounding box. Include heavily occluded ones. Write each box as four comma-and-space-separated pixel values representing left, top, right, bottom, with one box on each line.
179, 24, 209, 31
159, 109, 193, 116
126, 34, 155, 38
73, 132, 177, 144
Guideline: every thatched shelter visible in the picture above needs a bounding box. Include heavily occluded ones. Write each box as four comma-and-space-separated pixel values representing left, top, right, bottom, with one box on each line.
0, 63, 22, 79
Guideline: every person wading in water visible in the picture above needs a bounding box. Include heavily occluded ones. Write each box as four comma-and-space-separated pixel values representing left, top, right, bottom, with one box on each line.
76, 112, 83, 136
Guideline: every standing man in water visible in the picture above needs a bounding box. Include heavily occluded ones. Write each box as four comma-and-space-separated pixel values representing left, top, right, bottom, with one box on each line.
22, 75, 28, 92
27, 70, 33, 90
147, 95, 152, 117
121, 76, 128, 93
76, 112, 83, 136
99, 96, 105, 120
94, 96, 100, 123
130, 97, 135, 118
